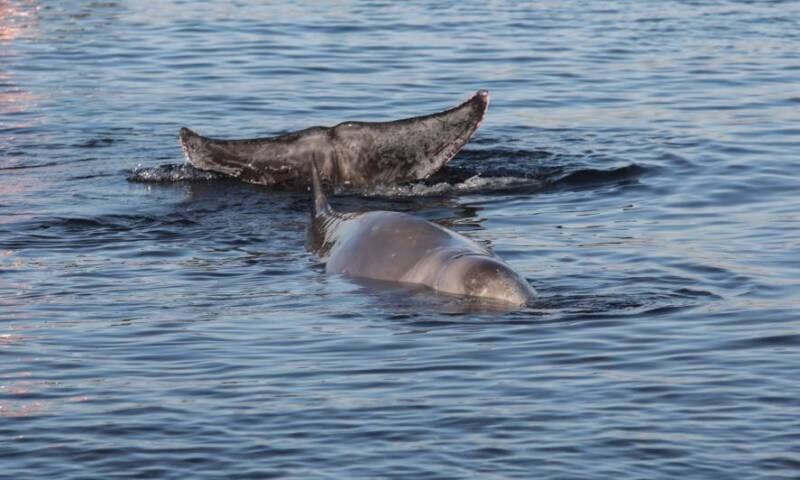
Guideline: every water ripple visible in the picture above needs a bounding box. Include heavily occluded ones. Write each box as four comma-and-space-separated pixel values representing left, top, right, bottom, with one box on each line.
2, 0, 799, 478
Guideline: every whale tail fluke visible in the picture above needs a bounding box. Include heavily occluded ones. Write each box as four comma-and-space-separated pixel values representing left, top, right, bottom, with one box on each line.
310, 156, 331, 218
176, 91, 489, 189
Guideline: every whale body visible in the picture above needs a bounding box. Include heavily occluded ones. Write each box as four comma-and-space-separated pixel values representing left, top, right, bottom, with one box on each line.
306, 161, 536, 306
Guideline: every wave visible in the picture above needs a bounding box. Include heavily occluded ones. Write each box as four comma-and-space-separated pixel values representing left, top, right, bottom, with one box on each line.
127, 147, 648, 196
0, 212, 199, 251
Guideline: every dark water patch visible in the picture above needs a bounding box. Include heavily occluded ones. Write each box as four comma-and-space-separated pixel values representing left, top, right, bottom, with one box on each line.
0, 157, 102, 171
67, 172, 115, 180
0, 161, 61, 171
533, 293, 648, 314
0, 213, 200, 251
355, 284, 695, 322
549, 164, 649, 190
73, 138, 118, 149
722, 334, 800, 350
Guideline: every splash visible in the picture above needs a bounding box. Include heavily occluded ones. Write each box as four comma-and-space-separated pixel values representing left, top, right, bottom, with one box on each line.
362, 175, 543, 197
128, 163, 225, 182
126, 145, 647, 197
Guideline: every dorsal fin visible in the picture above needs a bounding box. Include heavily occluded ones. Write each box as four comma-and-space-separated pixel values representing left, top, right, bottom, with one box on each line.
310, 156, 331, 218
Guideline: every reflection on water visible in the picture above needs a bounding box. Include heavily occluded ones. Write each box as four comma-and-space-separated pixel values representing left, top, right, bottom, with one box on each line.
0, 2, 46, 222
0, 85, 38, 117
1, 1, 42, 136
0, 324, 43, 417
0, 0, 38, 43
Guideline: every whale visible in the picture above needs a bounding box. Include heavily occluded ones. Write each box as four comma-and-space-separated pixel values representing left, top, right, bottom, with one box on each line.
180, 90, 490, 189
306, 161, 537, 306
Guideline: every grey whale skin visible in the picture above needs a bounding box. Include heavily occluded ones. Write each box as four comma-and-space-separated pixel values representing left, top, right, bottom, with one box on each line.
307, 163, 537, 306
179, 91, 490, 188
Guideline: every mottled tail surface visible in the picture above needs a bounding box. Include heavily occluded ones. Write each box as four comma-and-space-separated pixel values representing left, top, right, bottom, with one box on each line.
180, 91, 490, 189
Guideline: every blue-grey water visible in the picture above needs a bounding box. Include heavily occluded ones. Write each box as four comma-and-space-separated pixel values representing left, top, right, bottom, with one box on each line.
2, 1, 799, 478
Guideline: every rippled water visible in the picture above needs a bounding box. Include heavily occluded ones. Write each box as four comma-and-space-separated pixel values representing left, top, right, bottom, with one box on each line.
2, 1, 799, 478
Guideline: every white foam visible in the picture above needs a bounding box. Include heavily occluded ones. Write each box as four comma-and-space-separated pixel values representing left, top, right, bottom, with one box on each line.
365, 175, 541, 197
129, 164, 224, 182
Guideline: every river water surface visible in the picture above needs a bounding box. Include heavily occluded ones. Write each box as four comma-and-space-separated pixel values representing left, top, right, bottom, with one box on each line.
1, 1, 799, 478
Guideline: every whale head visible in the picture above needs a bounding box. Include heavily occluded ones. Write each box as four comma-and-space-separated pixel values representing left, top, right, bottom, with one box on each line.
433, 253, 537, 307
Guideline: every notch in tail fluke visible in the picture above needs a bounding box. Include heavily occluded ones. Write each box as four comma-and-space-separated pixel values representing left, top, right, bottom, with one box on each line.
310, 157, 331, 217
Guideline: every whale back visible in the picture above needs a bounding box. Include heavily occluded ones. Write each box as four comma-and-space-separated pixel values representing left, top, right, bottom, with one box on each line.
307, 160, 482, 277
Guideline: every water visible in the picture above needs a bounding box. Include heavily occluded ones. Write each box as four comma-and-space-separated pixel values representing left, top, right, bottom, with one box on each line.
2, 1, 799, 477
